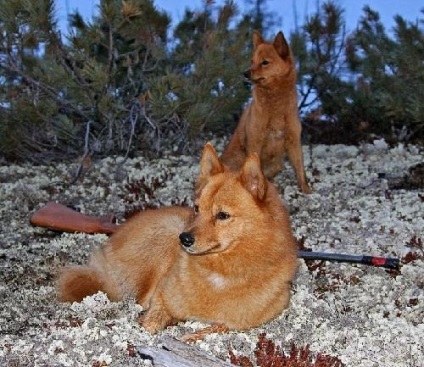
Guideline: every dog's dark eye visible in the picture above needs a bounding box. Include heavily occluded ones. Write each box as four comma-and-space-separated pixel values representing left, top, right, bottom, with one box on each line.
261, 60, 270, 66
216, 211, 230, 221
194, 205, 199, 213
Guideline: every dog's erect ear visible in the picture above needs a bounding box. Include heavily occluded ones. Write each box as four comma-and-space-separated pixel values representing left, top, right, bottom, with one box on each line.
273, 31, 290, 59
196, 143, 225, 194
200, 142, 224, 178
252, 30, 264, 49
240, 153, 267, 201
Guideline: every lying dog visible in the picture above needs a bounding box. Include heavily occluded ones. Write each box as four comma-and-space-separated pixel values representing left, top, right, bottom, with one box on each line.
57, 143, 298, 340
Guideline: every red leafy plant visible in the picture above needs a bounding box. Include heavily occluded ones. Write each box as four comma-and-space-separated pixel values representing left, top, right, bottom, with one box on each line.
229, 333, 345, 367
122, 172, 189, 217
402, 235, 423, 264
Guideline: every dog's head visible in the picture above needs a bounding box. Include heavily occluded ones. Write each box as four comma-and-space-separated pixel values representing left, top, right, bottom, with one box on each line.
179, 143, 271, 255
244, 30, 294, 85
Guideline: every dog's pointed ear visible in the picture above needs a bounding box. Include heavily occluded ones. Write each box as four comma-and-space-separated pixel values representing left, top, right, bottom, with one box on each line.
273, 31, 290, 59
252, 30, 264, 49
240, 153, 267, 201
200, 142, 224, 178
196, 143, 225, 194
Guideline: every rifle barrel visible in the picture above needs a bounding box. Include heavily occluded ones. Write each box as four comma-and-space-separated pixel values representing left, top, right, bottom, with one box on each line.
298, 250, 400, 269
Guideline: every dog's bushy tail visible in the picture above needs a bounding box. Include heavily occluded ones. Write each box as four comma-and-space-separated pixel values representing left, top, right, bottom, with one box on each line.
57, 266, 104, 302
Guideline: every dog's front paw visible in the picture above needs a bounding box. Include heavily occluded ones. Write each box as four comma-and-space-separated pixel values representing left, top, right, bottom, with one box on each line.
180, 323, 230, 343
301, 183, 312, 194
138, 309, 175, 334
139, 318, 161, 334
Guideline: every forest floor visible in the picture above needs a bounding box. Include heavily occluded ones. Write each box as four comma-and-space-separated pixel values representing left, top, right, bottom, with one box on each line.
1, 140, 423, 366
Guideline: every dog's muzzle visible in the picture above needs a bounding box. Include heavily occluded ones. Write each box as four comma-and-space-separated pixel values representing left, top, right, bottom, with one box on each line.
243, 69, 251, 80
179, 232, 195, 248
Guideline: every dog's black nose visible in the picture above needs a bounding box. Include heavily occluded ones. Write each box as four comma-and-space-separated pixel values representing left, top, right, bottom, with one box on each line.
243, 69, 251, 79
179, 232, 195, 247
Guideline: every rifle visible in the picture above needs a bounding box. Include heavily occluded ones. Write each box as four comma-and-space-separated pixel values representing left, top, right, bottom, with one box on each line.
30, 202, 400, 269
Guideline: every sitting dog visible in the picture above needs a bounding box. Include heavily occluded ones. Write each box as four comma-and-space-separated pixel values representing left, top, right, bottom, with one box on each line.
222, 30, 312, 194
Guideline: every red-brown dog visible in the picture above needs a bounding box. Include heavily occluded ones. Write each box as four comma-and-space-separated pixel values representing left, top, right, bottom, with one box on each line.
222, 31, 312, 194
57, 143, 298, 340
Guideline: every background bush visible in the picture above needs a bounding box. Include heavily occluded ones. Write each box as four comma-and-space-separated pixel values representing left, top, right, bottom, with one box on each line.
0, 0, 423, 162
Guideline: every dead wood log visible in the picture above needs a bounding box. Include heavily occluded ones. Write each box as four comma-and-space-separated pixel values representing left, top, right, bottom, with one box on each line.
137, 336, 233, 367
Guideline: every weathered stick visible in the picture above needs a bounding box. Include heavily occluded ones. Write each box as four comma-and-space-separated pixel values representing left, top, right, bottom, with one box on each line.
30, 202, 117, 234
137, 336, 233, 367
30, 202, 400, 268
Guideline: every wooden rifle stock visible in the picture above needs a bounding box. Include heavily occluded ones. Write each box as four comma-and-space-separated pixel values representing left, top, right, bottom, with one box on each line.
30, 202, 118, 234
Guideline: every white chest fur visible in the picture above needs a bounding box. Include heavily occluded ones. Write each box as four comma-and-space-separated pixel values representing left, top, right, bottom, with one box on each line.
207, 272, 227, 290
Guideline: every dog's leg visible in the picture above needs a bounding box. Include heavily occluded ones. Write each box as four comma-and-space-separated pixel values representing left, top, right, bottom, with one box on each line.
221, 136, 246, 171
262, 155, 284, 179
285, 119, 312, 194
138, 294, 176, 334
180, 323, 230, 343
287, 144, 311, 194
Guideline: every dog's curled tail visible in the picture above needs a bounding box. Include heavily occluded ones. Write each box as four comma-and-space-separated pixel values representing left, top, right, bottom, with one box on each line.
57, 266, 104, 302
